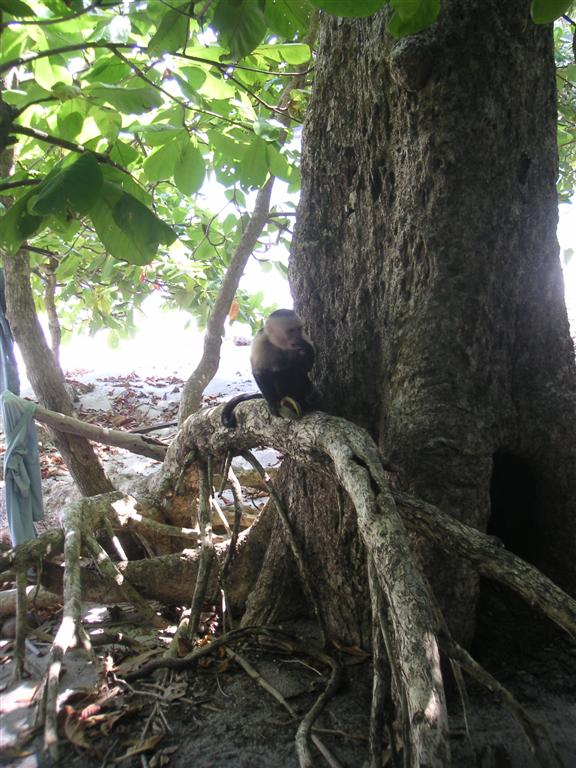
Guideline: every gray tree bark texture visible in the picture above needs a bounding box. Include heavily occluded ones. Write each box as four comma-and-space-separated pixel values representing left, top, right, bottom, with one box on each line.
250, 1, 576, 645
2, 250, 114, 496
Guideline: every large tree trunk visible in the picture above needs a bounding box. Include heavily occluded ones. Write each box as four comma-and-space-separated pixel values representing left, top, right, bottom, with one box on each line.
2, 250, 113, 496
246, 0, 576, 645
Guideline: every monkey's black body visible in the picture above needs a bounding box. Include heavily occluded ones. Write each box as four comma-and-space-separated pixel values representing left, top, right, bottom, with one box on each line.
221, 309, 315, 428
252, 330, 315, 415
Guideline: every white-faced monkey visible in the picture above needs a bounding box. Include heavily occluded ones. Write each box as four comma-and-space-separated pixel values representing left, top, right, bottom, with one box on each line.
221, 309, 315, 427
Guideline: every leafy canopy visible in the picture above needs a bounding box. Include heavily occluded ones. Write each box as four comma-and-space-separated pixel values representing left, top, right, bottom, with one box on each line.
0, 0, 574, 340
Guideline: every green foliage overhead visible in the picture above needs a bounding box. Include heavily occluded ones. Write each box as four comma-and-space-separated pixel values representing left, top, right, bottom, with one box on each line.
389, 0, 441, 36
0, 191, 45, 255
0, 0, 311, 335
0, 0, 573, 341
264, 0, 312, 36
212, 0, 268, 59
174, 143, 206, 196
531, 0, 573, 23
308, 0, 386, 18
0, 0, 33, 16
29, 153, 103, 217
148, 2, 192, 56
89, 182, 177, 266
84, 83, 164, 114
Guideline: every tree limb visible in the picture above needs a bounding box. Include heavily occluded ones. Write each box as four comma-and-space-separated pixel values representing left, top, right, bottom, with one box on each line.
177, 39, 313, 423
32, 400, 168, 461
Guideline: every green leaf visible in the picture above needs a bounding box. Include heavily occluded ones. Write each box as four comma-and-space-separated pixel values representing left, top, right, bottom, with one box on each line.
127, 121, 184, 146
86, 83, 163, 114
55, 253, 81, 281
239, 137, 269, 188
266, 145, 291, 181
174, 142, 205, 195
33, 53, 71, 90
253, 116, 283, 141
0, 192, 44, 254
197, 71, 237, 100
212, 0, 268, 59
264, 0, 312, 37
90, 183, 176, 265
149, 2, 191, 55
531, 0, 572, 22
29, 154, 103, 217
82, 55, 132, 84
0, 0, 34, 16
52, 82, 83, 101
92, 107, 122, 142
100, 166, 152, 205
179, 66, 207, 91
253, 43, 311, 64
108, 141, 140, 168
307, 0, 386, 18
48, 215, 81, 241
56, 111, 85, 141
208, 128, 251, 161
172, 68, 207, 100
143, 142, 179, 182
389, 0, 440, 36
3, 81, 51, 110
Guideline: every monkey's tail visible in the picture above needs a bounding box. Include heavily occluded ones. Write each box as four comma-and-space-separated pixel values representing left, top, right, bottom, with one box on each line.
221, 393, 263, 427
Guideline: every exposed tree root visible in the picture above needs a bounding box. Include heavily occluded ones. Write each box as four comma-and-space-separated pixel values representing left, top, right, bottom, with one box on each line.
124, 623, 344, 768
2, 403, 575, 764
392, 491, 576, 638
295, 649, 343, 768
241, 450, 328, 645
42, 496, 94, 759
439, 635, 564, 768
0, 583, 61, 618
13, 567, 27, 681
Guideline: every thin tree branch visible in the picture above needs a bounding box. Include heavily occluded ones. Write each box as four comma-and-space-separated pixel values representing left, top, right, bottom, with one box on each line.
10, 126, 125, 170
0, 42, 134, 76
0, 1, 120, 29
176, 37, 313, 422
27, 397, 168, 461
0, 177, 41, 192
0, 41, 310, 79
109, 48, 250, 130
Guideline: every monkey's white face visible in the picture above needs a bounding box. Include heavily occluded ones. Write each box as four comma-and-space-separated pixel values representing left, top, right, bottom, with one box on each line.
266, 318, 304, 350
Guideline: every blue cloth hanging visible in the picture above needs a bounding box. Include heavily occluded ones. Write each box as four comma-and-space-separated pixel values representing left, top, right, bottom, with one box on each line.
1, 391, 44, 545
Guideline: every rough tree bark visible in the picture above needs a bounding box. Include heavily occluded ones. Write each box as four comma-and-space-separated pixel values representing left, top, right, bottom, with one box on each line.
2, 250, 113, 496
246, 0, 576, 645
0, 134, 112, 496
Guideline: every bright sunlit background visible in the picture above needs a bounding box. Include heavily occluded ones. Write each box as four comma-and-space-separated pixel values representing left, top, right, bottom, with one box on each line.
14, 200, 576, 385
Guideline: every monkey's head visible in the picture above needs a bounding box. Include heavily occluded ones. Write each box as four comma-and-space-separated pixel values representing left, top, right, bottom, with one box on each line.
265, 309, 307, 351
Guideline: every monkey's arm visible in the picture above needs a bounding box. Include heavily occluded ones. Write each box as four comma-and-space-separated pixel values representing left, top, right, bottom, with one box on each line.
298, 339, 315, 372
253, 369, 281, 416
